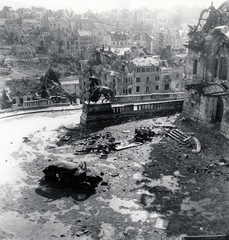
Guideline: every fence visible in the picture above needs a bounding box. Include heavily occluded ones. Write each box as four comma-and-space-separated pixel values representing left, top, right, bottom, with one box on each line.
23, 99, 70, 109
112, 99, 184, 121
113, 92, 184, 104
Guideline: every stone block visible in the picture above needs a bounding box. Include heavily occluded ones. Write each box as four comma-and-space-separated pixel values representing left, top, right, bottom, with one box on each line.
80, 101, 114, 127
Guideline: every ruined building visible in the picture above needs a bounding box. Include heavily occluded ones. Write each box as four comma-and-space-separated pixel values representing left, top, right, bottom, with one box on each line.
182, 1, 229, 138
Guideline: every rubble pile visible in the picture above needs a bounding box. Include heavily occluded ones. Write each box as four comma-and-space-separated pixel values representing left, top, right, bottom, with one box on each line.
0, 68, 12, 75
74, 132, 117, 155
134, 127, 155, 143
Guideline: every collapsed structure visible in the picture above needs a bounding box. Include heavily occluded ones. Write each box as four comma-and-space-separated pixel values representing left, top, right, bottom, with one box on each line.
1, 68, 75, 109
182, 1, 229, 138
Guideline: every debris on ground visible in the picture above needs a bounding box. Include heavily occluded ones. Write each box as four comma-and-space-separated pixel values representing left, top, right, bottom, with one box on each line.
61, 135, 72, 141
74, 132, 117, 155
23, 137, 30, 142
42, 160, 102, 192
155, 217, 169, 230
182, 235, 229, 240
134, 127, 155, 143
115, 141, 143, 151
110, 172, 119, 177
100, 153, 108, 159
122, 130, 130, 133
173, 170, 185, 178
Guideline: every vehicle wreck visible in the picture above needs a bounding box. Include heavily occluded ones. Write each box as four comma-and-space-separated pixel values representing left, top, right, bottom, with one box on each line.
42, 160, 103, 192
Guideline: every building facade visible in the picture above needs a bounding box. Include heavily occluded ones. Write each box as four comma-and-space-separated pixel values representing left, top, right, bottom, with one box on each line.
0, 6, 17, 19
5, 18, 22, 33
182, 1, 229, 138
133, 32, 154, 53
78, 47, 184, 101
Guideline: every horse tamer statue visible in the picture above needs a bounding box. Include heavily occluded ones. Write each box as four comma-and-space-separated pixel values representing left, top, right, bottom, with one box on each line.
82, 77, 115, 104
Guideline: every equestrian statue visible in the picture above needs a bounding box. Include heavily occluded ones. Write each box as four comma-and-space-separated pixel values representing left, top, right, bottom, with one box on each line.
82, 76, 115, 104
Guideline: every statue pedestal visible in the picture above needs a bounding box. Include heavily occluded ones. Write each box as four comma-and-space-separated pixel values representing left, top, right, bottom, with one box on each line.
80, 101, 114, 127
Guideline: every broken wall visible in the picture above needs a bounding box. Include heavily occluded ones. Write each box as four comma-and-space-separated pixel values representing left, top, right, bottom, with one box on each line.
184, 53, 205, 85
182, 89, 217, 123
220, 97, 229, 138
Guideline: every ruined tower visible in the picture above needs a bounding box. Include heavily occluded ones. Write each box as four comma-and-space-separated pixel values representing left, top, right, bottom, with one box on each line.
182, 1, 229, 138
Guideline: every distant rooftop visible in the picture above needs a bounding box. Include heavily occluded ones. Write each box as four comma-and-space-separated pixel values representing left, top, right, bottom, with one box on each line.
110, 47, 130, 56
110, 32, 128, 41
131, 57, 160, 67
77, 30, 92, 36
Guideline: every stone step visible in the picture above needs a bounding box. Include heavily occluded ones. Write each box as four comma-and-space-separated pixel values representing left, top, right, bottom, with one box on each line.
170, 130, 186, 140
171, 129, 188, 141
174, 129, 189, 138
167, 130, 191, 145
167, 132, 190, 145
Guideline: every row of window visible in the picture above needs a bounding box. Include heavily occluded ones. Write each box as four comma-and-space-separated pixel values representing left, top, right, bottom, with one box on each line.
136, 74, 179, 82
194, 57, 228, 80
136, 76, 160, 82
134, 84, 170, 92
136, 66, 160, 73
12, 97, 32, 104
103, 74, 180, 83
112, 41, 128, 46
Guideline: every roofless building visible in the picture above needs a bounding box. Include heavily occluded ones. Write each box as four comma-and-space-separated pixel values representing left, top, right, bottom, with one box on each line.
182, 1, 229, 138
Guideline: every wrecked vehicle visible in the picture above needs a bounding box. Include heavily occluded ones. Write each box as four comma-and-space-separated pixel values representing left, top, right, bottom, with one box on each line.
43, 160, 102, 191
134, 127, 155, 143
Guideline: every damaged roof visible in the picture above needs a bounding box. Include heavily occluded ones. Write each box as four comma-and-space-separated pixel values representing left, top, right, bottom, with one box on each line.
131, 57, 160, 67
110, 32, 128, 41
202, 83, 229, 96
5, 78, 40, 96
77, 30, 92, 37
212, 25, 229, 38
112, 47, 130, 56
185, 83, 229, 96
5, 18, 22, 25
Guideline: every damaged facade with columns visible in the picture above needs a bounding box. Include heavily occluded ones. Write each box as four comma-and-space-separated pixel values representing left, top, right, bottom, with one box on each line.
182, 1, 229, 138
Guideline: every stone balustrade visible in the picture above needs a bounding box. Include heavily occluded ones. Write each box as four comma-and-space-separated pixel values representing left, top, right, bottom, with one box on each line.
112, 99, 184, 116
113, 92, 184, 103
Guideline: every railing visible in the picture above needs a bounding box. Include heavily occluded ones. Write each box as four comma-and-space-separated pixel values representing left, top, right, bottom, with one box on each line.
23, 99, 51, 108
112, 99, 184, 116
23, 99, 70, 109
113, 92, 184, 103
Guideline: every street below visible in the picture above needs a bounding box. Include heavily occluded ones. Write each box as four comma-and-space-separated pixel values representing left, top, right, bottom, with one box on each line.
0, 110, 229, 239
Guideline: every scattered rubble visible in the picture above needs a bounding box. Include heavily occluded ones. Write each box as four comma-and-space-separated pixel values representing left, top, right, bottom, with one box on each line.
182, 235, 229, 240
23, 136, 30, 142
155, 217, 169, 230
115, 142, 143, 151
72, 127, 155, 154
74, 132, 117, 155
134, 127, 155, 143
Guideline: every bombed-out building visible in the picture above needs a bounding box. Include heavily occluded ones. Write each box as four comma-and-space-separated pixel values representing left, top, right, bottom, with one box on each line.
182, 1, 229, 138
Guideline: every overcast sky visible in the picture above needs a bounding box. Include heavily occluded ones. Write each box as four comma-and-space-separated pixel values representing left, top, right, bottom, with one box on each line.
0, 0, 227, 13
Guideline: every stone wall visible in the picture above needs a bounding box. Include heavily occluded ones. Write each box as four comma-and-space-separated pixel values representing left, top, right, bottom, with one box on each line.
182, 89, 217, 123
220, 97, 229, 138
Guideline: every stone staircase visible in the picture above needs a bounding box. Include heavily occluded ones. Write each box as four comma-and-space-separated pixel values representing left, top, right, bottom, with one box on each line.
166, 129, 192, 146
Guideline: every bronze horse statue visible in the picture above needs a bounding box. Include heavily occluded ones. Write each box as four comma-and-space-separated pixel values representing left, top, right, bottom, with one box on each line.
83, 86, 115, 104
94, 86, 115, 103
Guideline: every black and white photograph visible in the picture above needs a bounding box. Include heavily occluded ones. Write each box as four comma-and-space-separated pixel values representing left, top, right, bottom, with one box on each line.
0, 0, 229, 239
